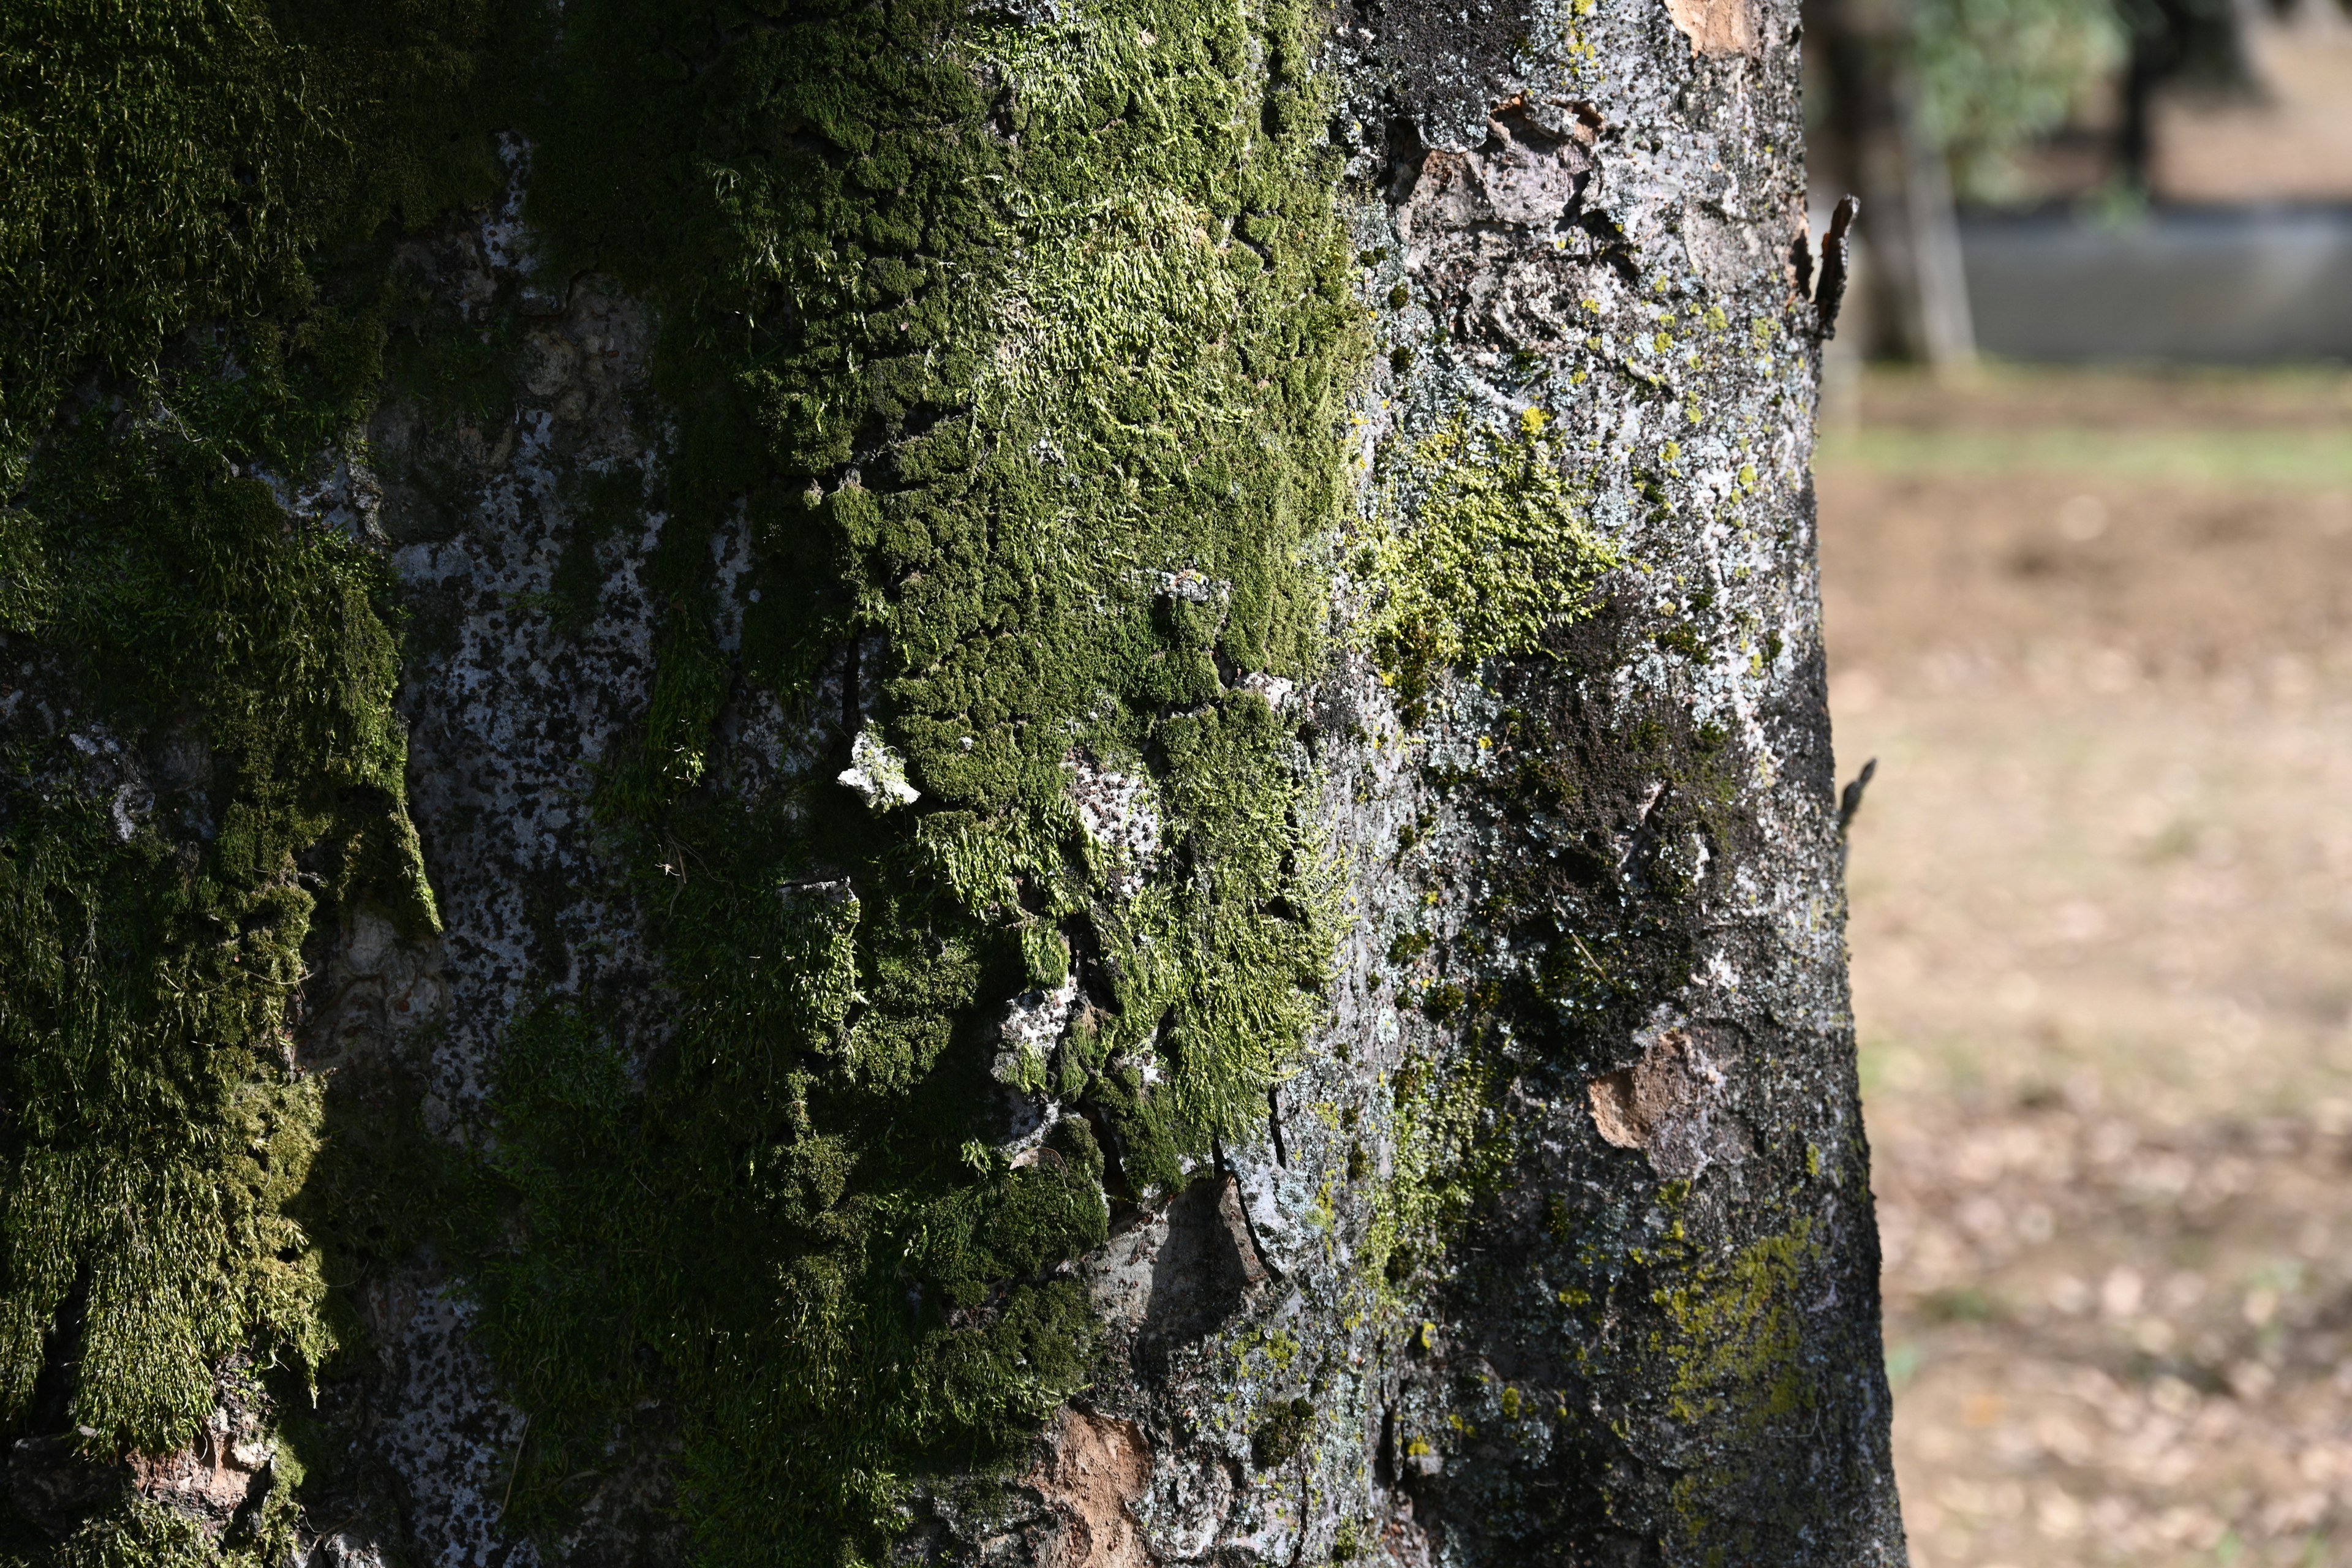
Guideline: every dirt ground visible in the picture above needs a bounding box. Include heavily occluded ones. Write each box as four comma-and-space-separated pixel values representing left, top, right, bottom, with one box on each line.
1819, 366, 2352, 1567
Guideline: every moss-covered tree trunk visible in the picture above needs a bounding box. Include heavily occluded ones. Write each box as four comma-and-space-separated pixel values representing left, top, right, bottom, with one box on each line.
1, 0, 1901, 1563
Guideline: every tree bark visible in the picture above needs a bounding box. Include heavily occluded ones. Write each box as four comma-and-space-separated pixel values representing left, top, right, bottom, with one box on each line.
0, 0, 1902, 1564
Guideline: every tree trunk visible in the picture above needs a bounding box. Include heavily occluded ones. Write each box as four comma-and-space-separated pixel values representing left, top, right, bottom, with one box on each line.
1, 0, 1902, 1564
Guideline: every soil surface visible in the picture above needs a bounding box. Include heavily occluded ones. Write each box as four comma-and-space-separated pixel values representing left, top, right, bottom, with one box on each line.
1821, 366, 2352, 1567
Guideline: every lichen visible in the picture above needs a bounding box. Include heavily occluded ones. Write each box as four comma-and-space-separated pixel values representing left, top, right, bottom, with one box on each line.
1653, 1221, 1822, 1562
1654, 1221, 1815, 1434
1364, 1028, 1512, 1294
1350, 405, 1619, 701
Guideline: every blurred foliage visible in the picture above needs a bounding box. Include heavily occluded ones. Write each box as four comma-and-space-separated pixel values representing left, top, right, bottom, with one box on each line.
1912, 0, 2127, 202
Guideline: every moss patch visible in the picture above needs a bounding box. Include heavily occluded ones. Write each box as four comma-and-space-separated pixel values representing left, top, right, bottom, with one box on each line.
1, 0, 505, 1556
439, 0, 1368, 1559
1251, 1396, 1316, 1468
1352, 405, 1619, 701
0, 0, 508, 484
8, 0, 1372, 1557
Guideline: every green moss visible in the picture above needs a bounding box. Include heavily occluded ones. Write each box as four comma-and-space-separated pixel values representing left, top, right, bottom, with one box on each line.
1, 0, 506, 1550
16, 1489, 302, 1568
1250, 1396, 1314, 1468
1364, 1033, 1513, 1293
429, 0, 1369, 1558
0, 0, 507, 486
0, 406, 443, 1456
10, 0, 1368, 1554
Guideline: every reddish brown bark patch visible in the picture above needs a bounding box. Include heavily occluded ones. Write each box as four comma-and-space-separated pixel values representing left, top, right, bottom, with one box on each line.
1588, 1028, 1751, 1177
1032, 1408, 1154, 1567
1662, 0, 1757, 56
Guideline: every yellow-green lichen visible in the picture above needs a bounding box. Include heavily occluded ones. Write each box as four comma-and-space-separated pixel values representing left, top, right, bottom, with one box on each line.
1363, 1033, 1513, 1295
1655, 1221, 1814, 1430
1653, 1220, 1820, 1557
1352, 406, 1619, 700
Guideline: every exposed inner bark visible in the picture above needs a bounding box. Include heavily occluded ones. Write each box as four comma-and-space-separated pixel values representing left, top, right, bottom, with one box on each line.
1665, 0, 1760, 56
1028, 1410, 1154, 1568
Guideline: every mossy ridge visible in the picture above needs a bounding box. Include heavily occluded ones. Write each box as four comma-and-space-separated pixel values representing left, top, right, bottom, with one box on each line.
446, 0, 1365, 1559
15, 1491, 305, 1568
1, 0, 507, 1558
0, 366, 430, 1562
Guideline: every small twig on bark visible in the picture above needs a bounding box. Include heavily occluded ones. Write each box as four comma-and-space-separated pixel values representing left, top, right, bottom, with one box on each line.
500, 1415, 531, 1520
1816, 195, 1860, 341
1838, 757, 1877, 833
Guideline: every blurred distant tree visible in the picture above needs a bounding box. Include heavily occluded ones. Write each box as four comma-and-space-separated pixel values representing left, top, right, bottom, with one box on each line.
1807, 0, 2250, 363
1913, 0, 2125, 201
2116, 0, 2255, 190
1808, 0, 1980, 366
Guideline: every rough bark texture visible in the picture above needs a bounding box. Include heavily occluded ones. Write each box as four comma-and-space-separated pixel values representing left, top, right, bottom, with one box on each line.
0, 1, 1901, 1566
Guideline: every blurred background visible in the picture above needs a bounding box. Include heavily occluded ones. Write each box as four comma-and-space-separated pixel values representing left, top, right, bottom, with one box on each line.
1800, 1, 2352, 1561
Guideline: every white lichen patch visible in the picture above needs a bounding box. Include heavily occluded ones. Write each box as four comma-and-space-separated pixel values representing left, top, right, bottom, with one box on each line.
478, 132, 535, 277
838, 727, 920, 809
992, 976, 1080, 1160
994, 974, 1079, 1094
249, 443, 385, 546
361, 227, 663, 1568
1068, 752, 1162, 899
74, 728, 154, 842
1242, 672, 1296, 710
1155, 565, 1226, 605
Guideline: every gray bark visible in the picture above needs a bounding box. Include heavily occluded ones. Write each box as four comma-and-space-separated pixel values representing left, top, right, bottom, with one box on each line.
346, 2, 1892, 1560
